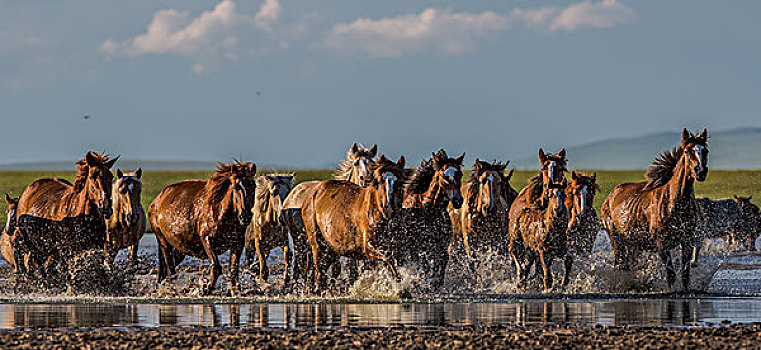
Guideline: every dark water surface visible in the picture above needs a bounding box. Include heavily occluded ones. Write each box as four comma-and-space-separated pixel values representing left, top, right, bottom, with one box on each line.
2, 299, 761, 329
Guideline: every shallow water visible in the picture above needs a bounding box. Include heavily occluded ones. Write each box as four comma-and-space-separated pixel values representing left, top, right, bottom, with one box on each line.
2, 299, 761, 329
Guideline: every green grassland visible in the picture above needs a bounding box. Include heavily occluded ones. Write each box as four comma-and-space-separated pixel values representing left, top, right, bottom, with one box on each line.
0, 169, 759, 225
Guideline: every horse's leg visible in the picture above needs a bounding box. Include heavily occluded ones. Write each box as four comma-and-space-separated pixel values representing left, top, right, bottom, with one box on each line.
154, 231, 173, 283
200, 235, 221, 295
561, 251, 573, 287
229, 244, 242, 297
690, 238, 702, 267
364, 241, 398, 281
680, 243, 692, 293
658, 248, 676, 290
244, 246, 256, 268
539, 251, 552, 291
283, 241, 292, 289
255, 238, 269, 283
509, 236, 523, 284
129, 242, 139, 266
463, 231, 478, 282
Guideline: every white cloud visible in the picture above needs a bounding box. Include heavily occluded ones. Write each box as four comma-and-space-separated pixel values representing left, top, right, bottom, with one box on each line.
320, 0, 635, 57
101, 0, 285, 71
550, 0, 636, 31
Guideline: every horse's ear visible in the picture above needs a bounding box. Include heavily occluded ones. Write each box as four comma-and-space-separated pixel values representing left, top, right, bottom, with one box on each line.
506, 169, 514, 180
105, 155, 119, 169
558, 148, 566, 159
396, 155, 405, 168
135, 167, 142, 179
682, 128, 690, 141
431, 152, 440, 164
592, 172, 597, 182
572, 171, 578, 180
4, 193, 11, 205
539, 148, 546, 162
85, 152, 97, 167
735, 195, 740, 200
350, 143, 359, 156
249, 163, 257, 175
378, 154, 388, 164
474, 158, 482, 172
699, 128, 708, 140
116, 169, 123, 179
456, 153, 465, 165
369, 144, 378, 157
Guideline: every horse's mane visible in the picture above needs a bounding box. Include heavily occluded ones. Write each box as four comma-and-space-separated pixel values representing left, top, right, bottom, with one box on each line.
405, 158, 435, 195
206, 161, 253, 204
466, 160, 509, 209
644, 147, 683, 190
571, 173, 601, 193
72, 152, 112, 192
524, 175, 545, 204
334, 143, 376, 181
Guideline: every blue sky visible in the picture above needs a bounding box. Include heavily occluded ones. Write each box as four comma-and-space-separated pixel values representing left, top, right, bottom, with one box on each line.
0, 1, 759, 167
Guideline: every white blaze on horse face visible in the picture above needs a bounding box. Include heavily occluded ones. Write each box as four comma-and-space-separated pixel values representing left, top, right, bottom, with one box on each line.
580, 186, 588, 214
237, 181, 247, 198
548, 161, 557, 182
383, 171, 397, 205
443, 166, 456, 181
487, 174, 494, 208
694, 145, 705, 165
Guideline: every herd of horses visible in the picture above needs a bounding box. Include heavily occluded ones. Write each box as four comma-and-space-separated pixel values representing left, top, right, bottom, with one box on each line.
1, 128, 760, 295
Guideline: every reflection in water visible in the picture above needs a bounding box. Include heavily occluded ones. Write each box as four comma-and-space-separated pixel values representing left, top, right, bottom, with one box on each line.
2, 299, 761, 329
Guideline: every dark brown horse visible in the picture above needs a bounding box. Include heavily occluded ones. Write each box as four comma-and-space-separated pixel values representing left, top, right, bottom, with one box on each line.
302, 155, 406, 292
386, 150, 464, 289
105, 168, 146, 265
150, 161, 256, 295
15, 152, 118, 276
509, 180, 569, 291
565, 171, 600, 255
601, 128, 709, 291
732, 196, 761, 252
449, 159, 516, 261
691, 196, 761, 265
244, 174, 294, 285
1, 195, 20, 272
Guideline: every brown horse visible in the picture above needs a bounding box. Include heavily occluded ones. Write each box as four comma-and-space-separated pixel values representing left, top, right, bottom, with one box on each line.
105, 168, 146, 265
601, 128, 709, 291
281, 143, 377, 285
1, 195, 20, 271
508, 180, 569, 291
449, 159, 516, 261
15, 152, 118, 276
385, 150, 464, 289
244, 174, 294, 285
565, 171, 600, 255
691, 196, 761, 265
509, 148, 567, 221
302, 155, 406, 292
150, 161, 256, 295
732, 196, 761, 252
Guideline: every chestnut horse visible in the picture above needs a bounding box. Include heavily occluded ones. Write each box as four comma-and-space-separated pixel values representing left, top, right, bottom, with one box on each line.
302, 155, 406, 292
281, 143, 377, 285
601, 128, 709, 291
509, 148, 567, 221
150, 161, 256, 295
449, 159, 516, 263
565, 172, 600, 255
387, 150, 464, 289
105, 168, 146, 265
15, 152, 118, 276
1, 195, 20, 271
509, 180, 569, 291
244, 174, 294, 285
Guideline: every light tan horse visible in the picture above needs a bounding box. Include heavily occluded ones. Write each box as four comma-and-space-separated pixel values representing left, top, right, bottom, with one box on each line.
150, 161, 256, 295
282, 143, 377, 286
244, 174, 294, 285
302, 155, 406, 293
601, 129, 708, 291
105, 168, 146, 265
449, 159, 516, 261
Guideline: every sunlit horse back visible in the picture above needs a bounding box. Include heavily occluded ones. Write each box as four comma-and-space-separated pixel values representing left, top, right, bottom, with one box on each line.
150, 161, 256, 295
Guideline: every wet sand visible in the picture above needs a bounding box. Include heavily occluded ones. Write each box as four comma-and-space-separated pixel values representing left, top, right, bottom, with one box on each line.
2, 324, 760, 349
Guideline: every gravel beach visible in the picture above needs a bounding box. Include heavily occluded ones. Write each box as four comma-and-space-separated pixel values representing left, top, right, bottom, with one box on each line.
2, 324, 761, 349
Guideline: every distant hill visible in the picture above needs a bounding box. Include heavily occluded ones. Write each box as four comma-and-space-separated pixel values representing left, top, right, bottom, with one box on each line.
0, 159, 221, 171
512, 127, 761, 170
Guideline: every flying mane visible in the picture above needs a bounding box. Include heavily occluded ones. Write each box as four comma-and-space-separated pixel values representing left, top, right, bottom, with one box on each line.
207, 161, 252, 204
643, 147, 683, 190
405, 158, 435, 195
466, 160, 509, 210
72, 152, 112, 192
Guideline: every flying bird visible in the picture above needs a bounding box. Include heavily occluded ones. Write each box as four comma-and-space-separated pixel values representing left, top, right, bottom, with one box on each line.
83, 115, 90, 120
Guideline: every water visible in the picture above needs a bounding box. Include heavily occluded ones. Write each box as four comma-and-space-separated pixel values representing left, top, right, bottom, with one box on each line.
2, 299, 761, 329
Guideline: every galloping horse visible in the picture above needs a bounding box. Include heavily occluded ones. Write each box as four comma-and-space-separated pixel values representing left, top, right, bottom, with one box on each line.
388, 150, 464, 289
509, 180, 569, 291
1, 195, 20, 271
509, 148, 567, 219
733, 196, 761, 251
281, 143, 377, 285
565, 172, 600, 255
15, 152, 118, 276
105, 168, 146, 265
449, 159, 516, 261
601, 128, 709, 291
244, 174, 294, 285
150, 161, 256, 295
302, 155, 406, 292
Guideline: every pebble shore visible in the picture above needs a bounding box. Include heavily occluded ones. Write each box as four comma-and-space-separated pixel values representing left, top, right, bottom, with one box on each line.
2, 324, 761, 349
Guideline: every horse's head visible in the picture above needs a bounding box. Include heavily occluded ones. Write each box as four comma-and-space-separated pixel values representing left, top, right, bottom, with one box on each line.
681, 128, 709, 182
217, 161, 257, 226
547, 179, 568, 214
255, 174, 294, 224
373, 154, 406, 219
344, 143, 378, 187
4, 194, 18, 235
113, 168, 143, 228
77, 152, 119, 218
430, 149, 465, 209
470, 159, 508, 215
567, 171, 598, 218
538, 148, 567, 187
